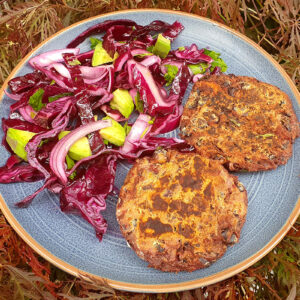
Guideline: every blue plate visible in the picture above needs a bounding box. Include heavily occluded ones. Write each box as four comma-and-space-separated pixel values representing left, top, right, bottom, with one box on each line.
0, 9, 299, 293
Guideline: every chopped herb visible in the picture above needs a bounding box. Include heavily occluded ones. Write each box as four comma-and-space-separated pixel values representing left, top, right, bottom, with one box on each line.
147, 45, 154, 53
89, 37, 102, 49
68, 59, 81, 66
28, 88, 45, 112
178, 46, 185, 51
135, 91, 144, 113
204, 49, 227, 72
103, 139, 109, 145
66, 154, 74, 169
48, 92, 73, 102
123, 122, 131, 135
134, 52, 152, 58
164, 64, 179, 86
50, 80, 56, 85
66, 155, 76, 180
188, 63, 209, 75
39, 139, 49, 147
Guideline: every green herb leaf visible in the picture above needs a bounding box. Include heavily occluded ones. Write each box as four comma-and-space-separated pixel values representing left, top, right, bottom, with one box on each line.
147, 45, 154, 53
48, 92, 73, 103
28, 88, 45, 112
66, 155, 76, 179
90, 37, 102, 50
204, 49, 227, 72
123, 122, 132, 135
164, 64, 179, 86
178, 46, 185, 51
66, 154, 75, 169
39, 139, 49, 147
188, 63, 209, 75
135, 91, 144, 113
68, 59, 81, 66
133, 52, 152, 58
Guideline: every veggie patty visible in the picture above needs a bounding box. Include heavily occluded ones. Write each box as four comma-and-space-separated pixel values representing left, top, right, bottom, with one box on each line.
180, 74, 300, 171
116, 149, 248, 272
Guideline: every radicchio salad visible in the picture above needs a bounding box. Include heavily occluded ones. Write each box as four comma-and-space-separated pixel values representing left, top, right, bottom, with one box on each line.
1, 19, 227, 241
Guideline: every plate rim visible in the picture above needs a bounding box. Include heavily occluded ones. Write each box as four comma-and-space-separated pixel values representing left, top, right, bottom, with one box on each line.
0, 8, 299, 293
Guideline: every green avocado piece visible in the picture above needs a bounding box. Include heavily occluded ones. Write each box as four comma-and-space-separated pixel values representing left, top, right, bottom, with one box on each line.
6, 128, 36, 161
152, 33, 171, 59
99, 117, 126, 146
58, 131, 92, 161
110, 89, 134, 118
92, 42, 118, 66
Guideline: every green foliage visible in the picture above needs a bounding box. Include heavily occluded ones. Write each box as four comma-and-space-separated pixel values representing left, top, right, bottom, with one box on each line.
68, 59, 81, 66
164, 64, 179, 86
0, 1, 299, 299
90, 37, 102, 49
28, 88, 45, 111
48, 92, 73, 102
204, 49, 227, 72
188, 63, 209, 75
134, 91, 144, 113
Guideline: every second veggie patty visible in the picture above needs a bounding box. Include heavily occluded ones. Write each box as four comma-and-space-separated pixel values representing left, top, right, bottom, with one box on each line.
180, 74, 300, 171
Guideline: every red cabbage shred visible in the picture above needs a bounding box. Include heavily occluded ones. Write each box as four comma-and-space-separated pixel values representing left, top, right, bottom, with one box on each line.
1, 19, 225, 241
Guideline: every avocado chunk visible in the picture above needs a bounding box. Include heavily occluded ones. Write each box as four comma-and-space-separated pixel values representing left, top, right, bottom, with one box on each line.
110, 89, 134, 118
58, 131, 92, 161
152, 34, 171, 59
92, 42, 118, 66
6, 128, 37, 161
99, 117, 126, 146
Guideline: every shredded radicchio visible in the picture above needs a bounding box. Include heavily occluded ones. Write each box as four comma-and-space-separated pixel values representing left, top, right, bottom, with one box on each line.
60, 154, 117, 241
1, 18, 226, 241
0, 155, 43, 183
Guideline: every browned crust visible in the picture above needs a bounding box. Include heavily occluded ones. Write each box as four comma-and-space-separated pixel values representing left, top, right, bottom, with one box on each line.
116, 150, 248, 272
179, 74, 300, 171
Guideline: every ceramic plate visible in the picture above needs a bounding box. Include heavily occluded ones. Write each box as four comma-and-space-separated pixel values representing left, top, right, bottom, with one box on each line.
0, 9, 299, 293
